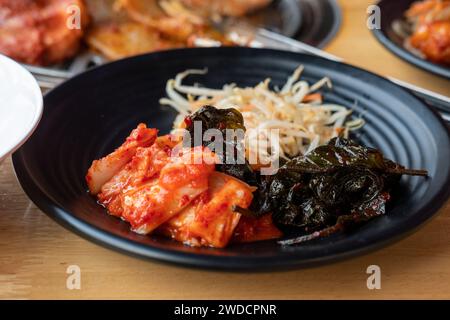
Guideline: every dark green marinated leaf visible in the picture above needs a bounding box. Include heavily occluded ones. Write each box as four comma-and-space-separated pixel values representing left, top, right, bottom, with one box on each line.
184, 105, 258, 186
278, 192, 391, 245
184, 105, 246, 136
270, 138, 428, 245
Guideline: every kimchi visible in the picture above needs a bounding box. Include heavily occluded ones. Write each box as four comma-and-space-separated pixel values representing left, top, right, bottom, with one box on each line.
86, 123, 281, 248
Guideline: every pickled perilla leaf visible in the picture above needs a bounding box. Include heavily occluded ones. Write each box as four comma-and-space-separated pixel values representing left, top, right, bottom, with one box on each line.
268, 138, 427, 245
184, 105, 258, 184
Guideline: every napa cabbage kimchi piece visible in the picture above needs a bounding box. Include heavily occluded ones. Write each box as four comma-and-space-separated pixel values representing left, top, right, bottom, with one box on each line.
86, 123, 281, 248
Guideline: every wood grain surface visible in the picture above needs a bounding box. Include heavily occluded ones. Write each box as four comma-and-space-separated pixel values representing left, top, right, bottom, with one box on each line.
1, 0, 449, 299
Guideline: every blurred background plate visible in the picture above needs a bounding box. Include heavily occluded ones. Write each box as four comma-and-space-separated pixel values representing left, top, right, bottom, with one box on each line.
239, 0, 303, 37
12, 47, 450, 270
295, 0, 341, 48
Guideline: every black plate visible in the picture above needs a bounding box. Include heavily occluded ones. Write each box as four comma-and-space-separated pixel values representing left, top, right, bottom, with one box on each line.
372, 0, 450, 79
241, 0, 303, 38
295, 0, 341, 48
13, 48, 450, 270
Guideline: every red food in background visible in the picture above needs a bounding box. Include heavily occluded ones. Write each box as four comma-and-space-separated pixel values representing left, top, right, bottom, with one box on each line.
406, 0, 450, 65
0, 0, 89, 65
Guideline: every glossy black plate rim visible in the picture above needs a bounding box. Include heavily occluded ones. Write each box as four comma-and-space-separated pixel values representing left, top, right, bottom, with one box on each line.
371, 0, 450, 79
12, 47, 450, 271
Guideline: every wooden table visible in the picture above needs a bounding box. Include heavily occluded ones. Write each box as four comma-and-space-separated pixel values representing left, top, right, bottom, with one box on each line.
1, 0, 449, 299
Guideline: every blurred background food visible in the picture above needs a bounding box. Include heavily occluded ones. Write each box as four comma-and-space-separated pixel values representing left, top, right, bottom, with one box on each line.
0, 0, 274, 65
405, 0, 450, 65
0, 0, 89, 65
